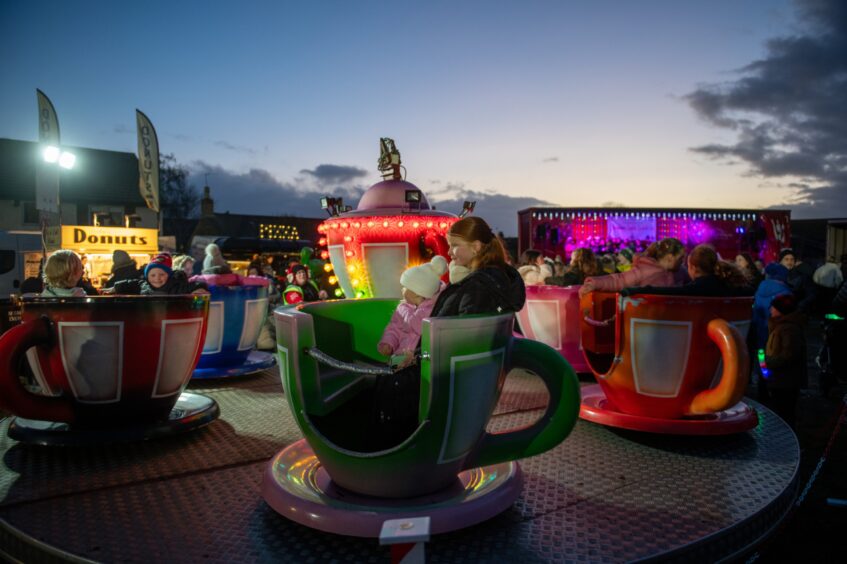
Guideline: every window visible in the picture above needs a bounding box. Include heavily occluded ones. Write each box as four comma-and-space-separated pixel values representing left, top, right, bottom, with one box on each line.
23, 202, 39, 224
0, 250, 15, 276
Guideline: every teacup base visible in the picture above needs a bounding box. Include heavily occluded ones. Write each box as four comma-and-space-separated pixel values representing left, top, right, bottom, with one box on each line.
579, 384, 759, 435
191, 351, 276, 379
262, 439, 523, 538
7, 392, 220, 446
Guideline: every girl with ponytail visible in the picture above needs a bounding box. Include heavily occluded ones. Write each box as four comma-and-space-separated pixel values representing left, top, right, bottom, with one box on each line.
430, 216, 526, 317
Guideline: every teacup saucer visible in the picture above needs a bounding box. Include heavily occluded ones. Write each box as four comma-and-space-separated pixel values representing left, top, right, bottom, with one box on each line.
191, 350, 276, 379
7, 392, 219, 446
262, 438, 523, 538
579, 384, 759, 435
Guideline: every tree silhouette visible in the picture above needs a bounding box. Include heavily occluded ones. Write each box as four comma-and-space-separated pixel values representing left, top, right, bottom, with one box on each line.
159, 153, 198, 219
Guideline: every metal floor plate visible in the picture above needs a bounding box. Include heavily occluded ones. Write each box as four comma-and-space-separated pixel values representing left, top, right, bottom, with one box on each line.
0, 367, 799, 563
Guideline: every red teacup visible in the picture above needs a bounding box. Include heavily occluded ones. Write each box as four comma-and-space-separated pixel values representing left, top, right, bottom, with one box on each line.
0, 295, 209, 425
580, 292, 752, 419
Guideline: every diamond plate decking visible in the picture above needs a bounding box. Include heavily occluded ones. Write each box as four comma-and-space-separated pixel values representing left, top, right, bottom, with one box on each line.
0, 368, 799, 563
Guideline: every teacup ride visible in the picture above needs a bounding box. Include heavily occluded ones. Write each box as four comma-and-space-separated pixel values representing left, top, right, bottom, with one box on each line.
579, 291, 758, 434
263, 299, 581, 537
514, 284, 590, 373
0, 295, 219, 446
191, 274, 276, 379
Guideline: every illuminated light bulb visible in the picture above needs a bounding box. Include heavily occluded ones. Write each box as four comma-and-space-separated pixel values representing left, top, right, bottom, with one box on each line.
341, 222, 349, 228
344, 236, 352, 242
426, 221, 433, 228
334, 288, 343, 297
331, 223, 338, 229
439, 222, 447, 229
58, 151, 76, 169
323, 263, 332, 272
398, 221, 404, 228
412, 222, 419, 228
43, 145, 60, 163
367, 221, 375, 228
356, 291, 365, 298
318, 238, 327, 246
346, 250, 355, 257
320, 251, 329, 259
351, 278, 360, 286
329, 276, 338, 285
347, 264, 357, 273
353, 222, 360, 228
383, 221, 389, 228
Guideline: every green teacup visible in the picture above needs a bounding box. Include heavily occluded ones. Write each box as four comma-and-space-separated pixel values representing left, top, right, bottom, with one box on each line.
274, 298, 580, 498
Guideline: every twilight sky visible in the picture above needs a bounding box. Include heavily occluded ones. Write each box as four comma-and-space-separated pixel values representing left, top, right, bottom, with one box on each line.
2, 0, 844, 235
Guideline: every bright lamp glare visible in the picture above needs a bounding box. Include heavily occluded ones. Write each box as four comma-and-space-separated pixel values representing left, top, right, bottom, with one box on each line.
58, 151, 76, 169
43, 145, 60, 163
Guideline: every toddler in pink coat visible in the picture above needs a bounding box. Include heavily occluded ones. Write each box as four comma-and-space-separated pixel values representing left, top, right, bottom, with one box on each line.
378, 255, 448, 364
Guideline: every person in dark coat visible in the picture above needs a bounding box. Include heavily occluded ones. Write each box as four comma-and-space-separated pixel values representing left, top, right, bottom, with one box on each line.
780, 248, 817, 313
371, 216, 526, 450
105, 250, 142, 288
762, 293, 806, 429
750, 262, 793, 398
622, 245, 753, 298
282, 264, 327, 304
112, 253, 207, 296
751, 263, 792, 350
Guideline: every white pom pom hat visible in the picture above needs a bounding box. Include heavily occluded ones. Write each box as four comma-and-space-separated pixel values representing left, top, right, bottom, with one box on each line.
400, 255, 448, 299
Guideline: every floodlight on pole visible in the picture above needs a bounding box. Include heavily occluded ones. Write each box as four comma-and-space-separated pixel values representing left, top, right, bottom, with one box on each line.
58, 151, 76, 169
43, 145, 60, 163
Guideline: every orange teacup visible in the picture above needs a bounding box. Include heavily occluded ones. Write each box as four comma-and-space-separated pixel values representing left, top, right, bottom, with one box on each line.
580, 292, 752, 419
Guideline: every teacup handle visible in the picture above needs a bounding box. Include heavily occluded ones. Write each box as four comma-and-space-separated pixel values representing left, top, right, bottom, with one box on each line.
687, 319, 750, 415
0, 317, 76, 423
467, 337, 581, 469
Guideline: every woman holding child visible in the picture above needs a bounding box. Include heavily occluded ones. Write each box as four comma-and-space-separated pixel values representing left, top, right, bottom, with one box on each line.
371, 216, 525, 448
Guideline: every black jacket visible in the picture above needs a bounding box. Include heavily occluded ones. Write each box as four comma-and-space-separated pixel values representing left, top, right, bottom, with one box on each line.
787, 262, 817, 312
622, 274, 754, 298
430, 265, 526, 318
105, 264, 142, 288
113, 271, 206, 296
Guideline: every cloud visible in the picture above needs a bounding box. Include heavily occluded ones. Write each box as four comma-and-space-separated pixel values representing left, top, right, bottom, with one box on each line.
300, 164, 368, 185
542, 157, 559, 163
188, 161, 366, 218
214, 140, 257, 155
685, 0, 847, 218
186, 162, 550, 235
429, 187, 555, 236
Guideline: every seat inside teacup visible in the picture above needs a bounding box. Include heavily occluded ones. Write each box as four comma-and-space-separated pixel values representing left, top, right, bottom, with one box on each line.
289, 299, 398, 451
281, 299, 513, 453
